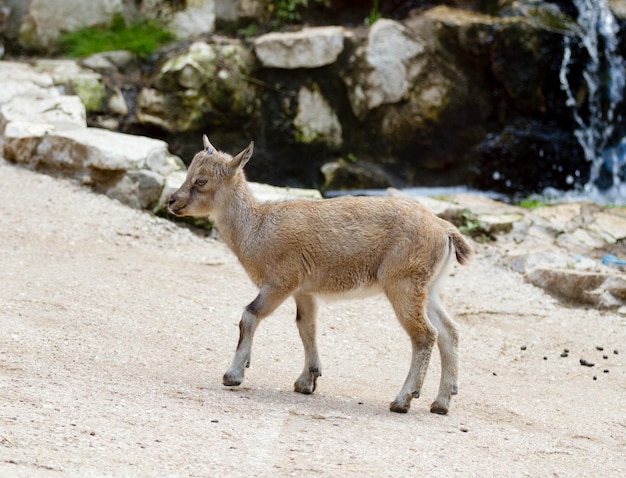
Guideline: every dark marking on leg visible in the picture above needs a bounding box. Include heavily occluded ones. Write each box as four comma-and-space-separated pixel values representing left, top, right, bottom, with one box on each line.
245, 297, 262, 316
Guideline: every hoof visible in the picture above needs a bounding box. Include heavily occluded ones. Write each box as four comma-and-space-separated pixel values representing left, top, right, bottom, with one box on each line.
389, 403, 410, 413
294, 374, 318, 394
223, 372, 243, 387
389, 399, 411, 413
430, 401, 449, 415
294, 380, 316, 394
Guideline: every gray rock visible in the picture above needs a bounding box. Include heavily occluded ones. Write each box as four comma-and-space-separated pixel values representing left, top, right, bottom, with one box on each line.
588, 211, 626, 243
168, 0, 215, 39
343, 19, 426, 119
248, 182, 322, 202
34, 59, 108, 112
0, 94, 86, 134
137, 39, 256, 133
294, 85, 342, 148
475, 212, 526, 235
215, 0, 265, 22
527, 268, 626, 308
0, 61, 56, 105
254, 26, 345, 69
107, 88, 129, 116
321, 159, 395, 191
2, 121, 56, 164
43, 128, 176, 173
80, 50, 137, 73
107, 169, 165, 210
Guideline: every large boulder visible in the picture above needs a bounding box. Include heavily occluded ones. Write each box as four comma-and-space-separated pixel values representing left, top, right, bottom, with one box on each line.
136, 39, 257, 133
343, 19, 426, 119
527, 269, 626, 308
5, 126, 182, 209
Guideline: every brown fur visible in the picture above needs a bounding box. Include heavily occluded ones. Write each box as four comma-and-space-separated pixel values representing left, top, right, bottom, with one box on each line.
168, 136, 472, 414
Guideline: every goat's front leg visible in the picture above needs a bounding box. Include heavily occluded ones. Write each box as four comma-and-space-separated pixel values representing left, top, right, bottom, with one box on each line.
223, 286, 289, 387
293, 293, 321, 394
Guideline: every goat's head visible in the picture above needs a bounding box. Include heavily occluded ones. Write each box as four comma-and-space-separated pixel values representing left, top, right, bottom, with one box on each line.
168, 135, 254, 217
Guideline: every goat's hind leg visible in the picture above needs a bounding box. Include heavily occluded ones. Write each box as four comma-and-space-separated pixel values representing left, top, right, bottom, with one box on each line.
427, 291, 459, 415
223, 286, 289, 387
293, 293, 322, 394
386, 282, 437, 413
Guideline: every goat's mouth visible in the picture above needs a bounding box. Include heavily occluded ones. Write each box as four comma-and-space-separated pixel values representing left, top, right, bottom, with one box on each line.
168, 204, 186, 216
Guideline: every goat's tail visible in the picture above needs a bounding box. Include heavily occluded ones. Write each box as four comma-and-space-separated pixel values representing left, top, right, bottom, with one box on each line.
449, 230, 473, 265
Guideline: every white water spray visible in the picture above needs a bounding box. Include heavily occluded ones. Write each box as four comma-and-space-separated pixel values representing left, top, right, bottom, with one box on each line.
558, 0, 626, 203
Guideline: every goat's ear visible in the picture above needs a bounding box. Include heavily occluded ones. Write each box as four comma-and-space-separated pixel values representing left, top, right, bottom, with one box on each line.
230, 141, 254, 173
202, 134, 216, 154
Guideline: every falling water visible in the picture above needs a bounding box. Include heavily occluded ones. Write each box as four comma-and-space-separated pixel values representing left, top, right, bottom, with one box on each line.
558, 0, 626, 203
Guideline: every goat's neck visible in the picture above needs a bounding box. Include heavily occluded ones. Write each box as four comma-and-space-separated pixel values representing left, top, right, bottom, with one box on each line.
213, 180, 260, 259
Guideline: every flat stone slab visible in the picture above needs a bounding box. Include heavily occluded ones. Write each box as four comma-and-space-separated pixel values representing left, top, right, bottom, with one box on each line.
0, 61, 56, 105
254, 26, 345, 69
527, 268, 626, 308
0, 94, 86, 133
39, 128, 178, 173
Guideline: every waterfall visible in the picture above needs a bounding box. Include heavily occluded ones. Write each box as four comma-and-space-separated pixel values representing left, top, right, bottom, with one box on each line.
558, 0, 626, 202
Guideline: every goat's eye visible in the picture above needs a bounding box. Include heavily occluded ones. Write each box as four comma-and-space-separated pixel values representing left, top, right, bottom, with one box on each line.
195, 178, 207, 186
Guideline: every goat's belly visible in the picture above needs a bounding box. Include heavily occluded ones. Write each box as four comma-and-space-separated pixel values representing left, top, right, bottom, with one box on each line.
317, 283, 384, 301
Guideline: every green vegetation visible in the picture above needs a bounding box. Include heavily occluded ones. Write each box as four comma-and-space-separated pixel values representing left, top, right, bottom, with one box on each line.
365, 0, 382, 26
237, 23, 259, 39
458, 210, 492, 242
58, 13, 174, 58
517, 197, 549, 209
274, 0, 308, 25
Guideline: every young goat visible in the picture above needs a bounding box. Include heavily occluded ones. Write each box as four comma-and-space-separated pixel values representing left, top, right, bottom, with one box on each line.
168, 136, 472, 414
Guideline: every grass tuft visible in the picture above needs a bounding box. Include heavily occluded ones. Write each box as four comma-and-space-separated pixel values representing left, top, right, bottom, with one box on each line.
58, 13, 175, 58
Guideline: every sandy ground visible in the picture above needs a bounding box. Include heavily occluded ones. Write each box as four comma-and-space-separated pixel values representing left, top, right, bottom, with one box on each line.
0, 160, 624, 477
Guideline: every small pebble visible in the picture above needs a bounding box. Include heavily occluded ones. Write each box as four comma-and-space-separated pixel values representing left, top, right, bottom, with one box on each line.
543, 356, 548, 360
560, 352, 568, 358
603, 369, 609, 374
580, 359, 595, 367
603, 355, 608, 360
521, 345, 527, 351
460, 427, 469, 433
614, 350, 619, 355
563, 348, 570, 353
593, 376, 597, 381
596, 346, 604, 351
